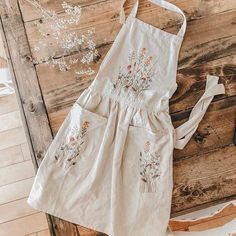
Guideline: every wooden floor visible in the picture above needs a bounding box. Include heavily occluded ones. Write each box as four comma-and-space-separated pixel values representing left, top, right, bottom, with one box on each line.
0, 0, 235, 235
0, 93, 50, 236
0, 33, 49, 235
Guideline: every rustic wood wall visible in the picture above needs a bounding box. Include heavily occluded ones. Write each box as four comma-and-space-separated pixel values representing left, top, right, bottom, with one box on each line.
0, 0, 236, 235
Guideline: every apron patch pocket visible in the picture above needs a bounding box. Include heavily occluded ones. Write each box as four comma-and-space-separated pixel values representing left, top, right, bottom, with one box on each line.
53, 103, 107, 171
124, 125, 168, 193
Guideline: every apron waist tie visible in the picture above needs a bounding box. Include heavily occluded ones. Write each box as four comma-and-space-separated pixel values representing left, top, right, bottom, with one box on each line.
174, 75, 225, 150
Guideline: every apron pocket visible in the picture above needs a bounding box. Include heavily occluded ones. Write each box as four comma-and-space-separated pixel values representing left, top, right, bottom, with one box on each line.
53, 102, 107, 171
126, 125, 169, 193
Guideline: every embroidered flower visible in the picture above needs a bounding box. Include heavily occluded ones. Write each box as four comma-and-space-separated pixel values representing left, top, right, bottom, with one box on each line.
141, 47, 147, 54
83, 121, 90, 129
112, 48, 157, 97
144, 141, 151, 153
54, 120, 90, 168
139, 141, 161, 192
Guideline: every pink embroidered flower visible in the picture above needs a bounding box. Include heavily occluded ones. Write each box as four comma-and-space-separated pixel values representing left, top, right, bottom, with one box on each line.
83, 121, 90, 128
141, 47, 147, 53
69, 136, 76, 146
127, 64, 132, 70
144, 141, 151, 153
145, 56, 152, 65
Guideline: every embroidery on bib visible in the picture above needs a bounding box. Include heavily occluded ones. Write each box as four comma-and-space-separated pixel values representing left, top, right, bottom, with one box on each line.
139, 141, 161, 192
54, 120, 90, 169
111, 47, 157, 97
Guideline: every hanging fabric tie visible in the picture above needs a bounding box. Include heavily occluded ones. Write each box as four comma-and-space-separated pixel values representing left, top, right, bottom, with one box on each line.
174, 75, 225, 150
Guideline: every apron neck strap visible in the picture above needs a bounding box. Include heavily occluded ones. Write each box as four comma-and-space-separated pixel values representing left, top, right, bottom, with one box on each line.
120, 0, 187, 37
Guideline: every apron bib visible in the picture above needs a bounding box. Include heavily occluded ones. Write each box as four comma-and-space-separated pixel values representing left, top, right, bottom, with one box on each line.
28, 1, 225, 235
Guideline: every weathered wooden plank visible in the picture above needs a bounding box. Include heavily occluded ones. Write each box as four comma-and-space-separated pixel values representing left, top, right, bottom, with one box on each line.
172, 145, 236, 214
52, 218, 79, 236
19, 0, 236, 25
0, 0, 72, 235
18, 0, 107, 22
23, 0, 236, 63
173, 52, 236, 112
0, 0, 52, 168
77, 225, 107, 235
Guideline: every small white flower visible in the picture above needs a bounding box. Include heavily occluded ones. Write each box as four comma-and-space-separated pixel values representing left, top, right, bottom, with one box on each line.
27, 0, 98, 76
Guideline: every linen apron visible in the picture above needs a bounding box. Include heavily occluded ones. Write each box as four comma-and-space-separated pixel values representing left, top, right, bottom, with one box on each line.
28, 1, 225, 235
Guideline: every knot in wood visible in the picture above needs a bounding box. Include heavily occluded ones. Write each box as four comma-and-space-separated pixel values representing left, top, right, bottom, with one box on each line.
28, 101, 36, 112
24, 54, 33, 62
36, 150, 43, 160
194, 132, 205, 144
3, 14, 8, 19
93, 53, 101, 63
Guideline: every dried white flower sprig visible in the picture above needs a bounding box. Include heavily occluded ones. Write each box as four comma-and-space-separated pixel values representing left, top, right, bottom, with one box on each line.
26, 0, 98, 76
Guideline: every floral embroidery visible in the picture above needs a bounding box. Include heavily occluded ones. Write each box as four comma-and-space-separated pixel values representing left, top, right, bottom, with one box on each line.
139, 140, 161, 192
112, 47, 157, 96
54, 120, 90, 169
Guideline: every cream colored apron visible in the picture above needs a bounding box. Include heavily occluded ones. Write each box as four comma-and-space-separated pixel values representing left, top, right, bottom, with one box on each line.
28, 1, 225, 235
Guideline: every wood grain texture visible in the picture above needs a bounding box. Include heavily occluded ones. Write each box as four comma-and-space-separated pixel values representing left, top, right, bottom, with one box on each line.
1, 0, 236, 235
0, 177, 34, 205
0, 197, 38, 224
0, 212, 48, 236
0, 0, 55, 235
172, 145, 236, 214
0, 94, 18, 115
0, 144, 24, 167
0, 160, 35, 186
22, 0, 236, 63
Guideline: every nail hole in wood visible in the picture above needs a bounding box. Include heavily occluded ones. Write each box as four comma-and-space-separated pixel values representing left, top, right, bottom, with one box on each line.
36, 151, 43, 160
28, 102, 36, 112
194, 132, 205, 144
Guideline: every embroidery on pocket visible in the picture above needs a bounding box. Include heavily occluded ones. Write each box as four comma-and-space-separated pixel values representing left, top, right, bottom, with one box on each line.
139, 141, 161, 192
54, 120, 90, 169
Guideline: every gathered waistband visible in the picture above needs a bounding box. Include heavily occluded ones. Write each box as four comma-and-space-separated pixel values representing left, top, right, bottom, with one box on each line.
88, 76, 170, 114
